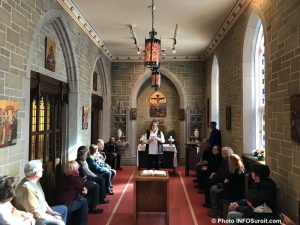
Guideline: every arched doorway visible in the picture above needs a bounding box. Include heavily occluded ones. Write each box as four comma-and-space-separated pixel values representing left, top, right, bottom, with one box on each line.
25, 10, 79, 201
127, 67, 187, 165
90, 57, 111, 143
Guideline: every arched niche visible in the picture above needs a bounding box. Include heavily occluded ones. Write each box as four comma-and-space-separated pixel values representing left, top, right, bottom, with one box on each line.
24, 10, 79, 165
126, 67, 187, 165
90, 57, 111, 141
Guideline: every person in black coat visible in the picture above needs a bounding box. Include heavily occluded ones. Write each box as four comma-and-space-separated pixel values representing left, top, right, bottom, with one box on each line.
227, 164, 277, 223
202, 147, 233, 208
208, 121, 221, 148
240, 190, 280, 225
195, 145, 222, 191
104, 136, 122, 170
207, 153, 245, 218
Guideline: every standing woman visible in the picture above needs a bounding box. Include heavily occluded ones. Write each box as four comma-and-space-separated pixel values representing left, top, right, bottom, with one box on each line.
143, 121, 165, 170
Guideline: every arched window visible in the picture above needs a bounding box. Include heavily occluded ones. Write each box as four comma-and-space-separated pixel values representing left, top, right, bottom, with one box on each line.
243, 11, 265, 155
255, 25, 265, 150
211, 55, 219, 128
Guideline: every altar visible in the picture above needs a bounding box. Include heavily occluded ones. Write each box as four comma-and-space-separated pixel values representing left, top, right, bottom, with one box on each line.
137, 144, 178, 174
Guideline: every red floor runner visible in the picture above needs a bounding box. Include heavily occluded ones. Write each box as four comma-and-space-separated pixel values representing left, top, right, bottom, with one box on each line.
88, 167, 221, 225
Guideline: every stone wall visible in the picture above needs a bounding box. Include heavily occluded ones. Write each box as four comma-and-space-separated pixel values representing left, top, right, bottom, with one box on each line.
0, 0, 111, 177
207, 0, 300, 222
111, 61, 206, 163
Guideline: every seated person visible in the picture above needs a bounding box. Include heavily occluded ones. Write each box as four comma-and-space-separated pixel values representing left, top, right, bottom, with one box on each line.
195, 145, 222, 191
13, 160, 67, 225
104, 136, 122, 170
97, 139, 117, 179
207, 153, 245, 218
76, 146, 109, 204
227, 163, 277, 224
240, 190, 280, 225
202, 147, 233, 208
87, 145, 114, 195
0, 175, 35, 225
54, 161, 101, 222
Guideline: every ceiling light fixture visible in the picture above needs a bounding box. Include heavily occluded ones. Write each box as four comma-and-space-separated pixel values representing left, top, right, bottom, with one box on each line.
144, 0, 161, 90
172, 24, 178, 54
144, 0, 161, 68
151, 67, 161, 91
129, 25, 141, 55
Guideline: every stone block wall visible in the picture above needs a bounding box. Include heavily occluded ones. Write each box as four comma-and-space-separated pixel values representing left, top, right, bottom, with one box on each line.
0, 0, 111, 177
111, 61, 206, 162
207, 0, 300, 222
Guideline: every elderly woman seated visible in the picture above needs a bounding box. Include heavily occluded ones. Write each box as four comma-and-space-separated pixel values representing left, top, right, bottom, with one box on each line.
0, 175, 35, 225
13, 160, 67, 225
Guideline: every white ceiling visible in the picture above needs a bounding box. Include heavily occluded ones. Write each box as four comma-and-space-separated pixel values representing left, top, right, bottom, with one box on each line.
72, 0, 238, 58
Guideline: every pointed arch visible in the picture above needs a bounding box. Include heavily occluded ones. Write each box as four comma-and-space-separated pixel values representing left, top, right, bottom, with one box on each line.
24, 10, 79, 162
90, 56, 111, 140
126, 67, 187, 165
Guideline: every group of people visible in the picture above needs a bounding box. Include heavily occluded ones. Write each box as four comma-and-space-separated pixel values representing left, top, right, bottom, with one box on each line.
193, 121, 295, 225
0, 137, 123, 225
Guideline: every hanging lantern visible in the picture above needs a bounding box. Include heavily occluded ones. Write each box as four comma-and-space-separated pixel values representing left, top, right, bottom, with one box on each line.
145, 31, 161, 68
151, 68, 161, 90
144, 0, 161, 68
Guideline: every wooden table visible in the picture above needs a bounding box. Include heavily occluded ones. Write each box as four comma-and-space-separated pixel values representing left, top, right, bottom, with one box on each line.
133, 170, 169, 225
137, 144, 177, 175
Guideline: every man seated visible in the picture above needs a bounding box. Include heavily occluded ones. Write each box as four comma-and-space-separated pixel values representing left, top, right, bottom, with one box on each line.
13, 160, 67, 225
87, 145, 114, 195
76, 146, 109, 204
227, 163, 277, 224
96, 139, 117, 179
240, 190, 280, 225
104, 136, 122, 170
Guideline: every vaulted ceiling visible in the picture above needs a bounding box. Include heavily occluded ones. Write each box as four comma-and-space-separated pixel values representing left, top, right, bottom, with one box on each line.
59, 0, 250, 61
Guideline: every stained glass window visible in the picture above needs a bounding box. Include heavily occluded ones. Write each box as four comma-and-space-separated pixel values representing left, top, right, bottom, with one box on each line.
255, 24, 265, 150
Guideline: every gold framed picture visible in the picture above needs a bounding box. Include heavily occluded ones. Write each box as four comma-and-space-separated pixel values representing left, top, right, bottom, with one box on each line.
0, 99, 19, 147
45, 37, 56, 72
82, 106, 89, 130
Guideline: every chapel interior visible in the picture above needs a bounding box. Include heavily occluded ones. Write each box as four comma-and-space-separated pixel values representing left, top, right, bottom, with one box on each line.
0, 0, 300, 224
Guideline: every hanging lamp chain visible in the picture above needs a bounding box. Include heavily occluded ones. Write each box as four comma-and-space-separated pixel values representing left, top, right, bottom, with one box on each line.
152, 0, 154, 32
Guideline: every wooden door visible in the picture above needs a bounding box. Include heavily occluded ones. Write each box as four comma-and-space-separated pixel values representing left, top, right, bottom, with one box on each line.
91, 94, 102, 144
30, 72, 68, 202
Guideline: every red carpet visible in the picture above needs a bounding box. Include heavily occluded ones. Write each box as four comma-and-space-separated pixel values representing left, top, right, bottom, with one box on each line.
88, 167, 220, 225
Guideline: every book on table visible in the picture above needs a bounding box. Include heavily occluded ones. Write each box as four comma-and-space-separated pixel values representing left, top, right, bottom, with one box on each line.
140, 170, 167, 177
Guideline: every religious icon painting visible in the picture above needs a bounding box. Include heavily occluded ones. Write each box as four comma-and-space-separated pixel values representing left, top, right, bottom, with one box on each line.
82, 106, 89, 130
130, 108, 137, 120
179, 108, 185, 121
45, 37, 56, 72
149, 91, 166, 117
0, 99, 19, 148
